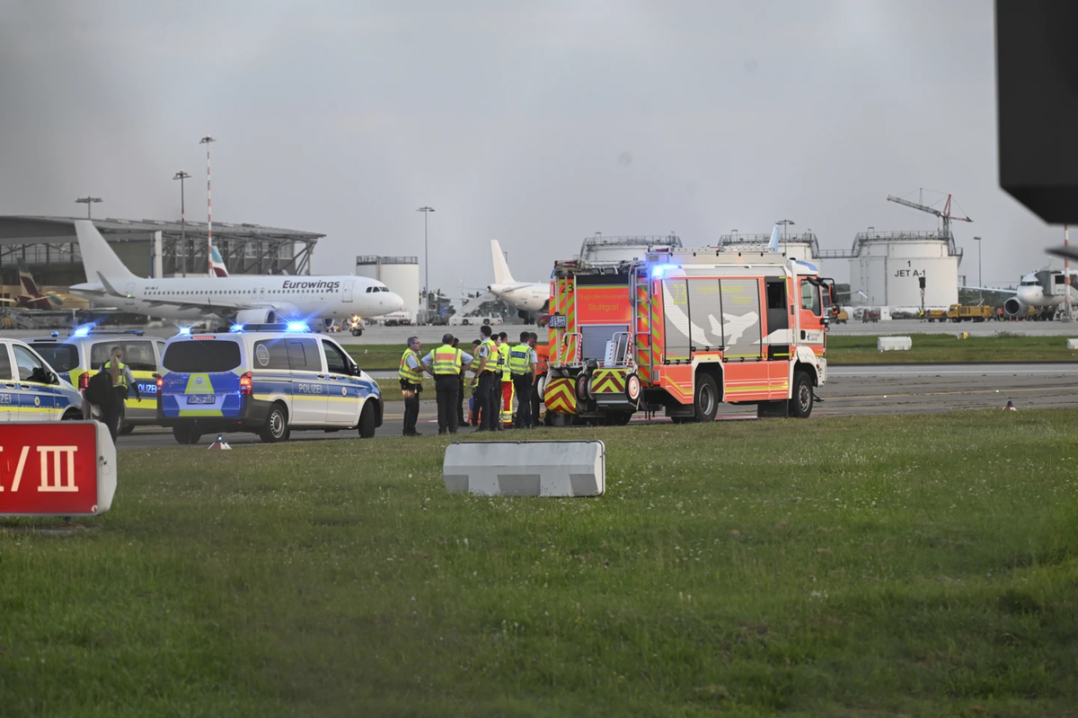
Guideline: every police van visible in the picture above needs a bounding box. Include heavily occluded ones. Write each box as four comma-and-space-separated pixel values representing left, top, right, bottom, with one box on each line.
157, 326, 382, 444
0, 338, 86, 422
27, 328, 164, 434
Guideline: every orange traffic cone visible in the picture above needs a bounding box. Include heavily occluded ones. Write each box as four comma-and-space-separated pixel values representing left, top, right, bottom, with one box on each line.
208, 434, 232, 450
1004, 400, 1017, 412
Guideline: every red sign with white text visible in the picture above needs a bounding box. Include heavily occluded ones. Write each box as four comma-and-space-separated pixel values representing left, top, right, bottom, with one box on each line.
0, 423, 111, 516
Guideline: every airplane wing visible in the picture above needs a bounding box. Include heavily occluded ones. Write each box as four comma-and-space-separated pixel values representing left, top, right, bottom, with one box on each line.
493, 282, 539, 293
958, 284, 1017, 295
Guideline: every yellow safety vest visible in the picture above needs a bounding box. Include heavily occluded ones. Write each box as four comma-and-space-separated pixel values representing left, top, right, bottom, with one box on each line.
498, 343, 512, 380
432, 345, 463, 375
508, 343, 531, 374
398, 348, 423, 384
478, 338, 498, 373
105, 361, 128, 389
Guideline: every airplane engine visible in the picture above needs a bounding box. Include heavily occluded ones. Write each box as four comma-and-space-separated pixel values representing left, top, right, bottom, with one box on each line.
234, 308, 283, 324
1003, 297, 1026, 317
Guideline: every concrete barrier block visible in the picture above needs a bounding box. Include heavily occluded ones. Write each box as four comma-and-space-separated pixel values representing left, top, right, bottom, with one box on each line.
877, 336, 912, 352
443, 441, 605, 497
1067, 338, 1078, 350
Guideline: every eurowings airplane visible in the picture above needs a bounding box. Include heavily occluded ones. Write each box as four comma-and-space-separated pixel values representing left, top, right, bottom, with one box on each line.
488, 239, 549, 313
69, 220, 403, 324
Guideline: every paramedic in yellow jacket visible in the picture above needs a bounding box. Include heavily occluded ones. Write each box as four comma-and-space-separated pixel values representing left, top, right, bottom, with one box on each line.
497, 331, 514, 428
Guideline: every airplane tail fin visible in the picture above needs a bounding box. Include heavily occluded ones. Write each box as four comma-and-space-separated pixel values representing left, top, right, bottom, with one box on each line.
209, 245, 229, 277
491, 240, 514, 284
768, 225, 780, 253
16, 258, 41, 296
74, 220, 137, 282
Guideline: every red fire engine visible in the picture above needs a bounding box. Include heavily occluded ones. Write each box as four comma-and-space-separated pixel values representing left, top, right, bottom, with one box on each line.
542, 246, 832, 424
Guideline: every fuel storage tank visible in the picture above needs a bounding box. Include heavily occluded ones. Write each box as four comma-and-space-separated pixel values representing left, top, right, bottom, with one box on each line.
355, 255, 420, 318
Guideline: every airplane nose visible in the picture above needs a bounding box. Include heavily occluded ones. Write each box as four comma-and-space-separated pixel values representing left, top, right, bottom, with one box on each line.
386, 292, 404, 312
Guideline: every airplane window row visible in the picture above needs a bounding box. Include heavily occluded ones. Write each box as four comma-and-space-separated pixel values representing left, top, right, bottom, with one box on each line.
364, 286, 390, 293
144, 288, 329, 296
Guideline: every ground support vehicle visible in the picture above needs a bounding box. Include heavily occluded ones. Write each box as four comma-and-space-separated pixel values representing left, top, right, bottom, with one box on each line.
157, 325, 382, 444
542, 248, 829, 425
0, 338, 86, 422
924, 309, 947, 322
947, 304, 994, 322
28, 328, 163, 432
830, 307, 849, 324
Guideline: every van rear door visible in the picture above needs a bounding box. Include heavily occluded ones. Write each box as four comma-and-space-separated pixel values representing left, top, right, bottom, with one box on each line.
160, 338, 244, 419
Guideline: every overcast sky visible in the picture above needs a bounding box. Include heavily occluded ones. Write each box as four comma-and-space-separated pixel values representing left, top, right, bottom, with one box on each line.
0, 0, 1062, 291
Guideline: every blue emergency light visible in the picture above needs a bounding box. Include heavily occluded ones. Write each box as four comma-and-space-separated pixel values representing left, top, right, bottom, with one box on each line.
286, 321, 308, 333
72, 326, 90, 338
229, 324, 245, 333
178, 326, 192, 336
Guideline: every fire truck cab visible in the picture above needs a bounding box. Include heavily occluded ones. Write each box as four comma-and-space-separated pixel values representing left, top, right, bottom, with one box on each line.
543, 246, 831, 424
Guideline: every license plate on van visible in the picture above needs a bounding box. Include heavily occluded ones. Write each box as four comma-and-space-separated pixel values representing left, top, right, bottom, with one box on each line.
187, 395, 216, 405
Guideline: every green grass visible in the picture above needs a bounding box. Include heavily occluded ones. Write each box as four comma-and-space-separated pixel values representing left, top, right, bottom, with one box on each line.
826, 334, 1078, 364
4, 411, 1078, 715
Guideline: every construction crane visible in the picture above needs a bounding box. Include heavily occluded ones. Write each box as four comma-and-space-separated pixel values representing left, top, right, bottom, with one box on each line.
886, 191, 972, 239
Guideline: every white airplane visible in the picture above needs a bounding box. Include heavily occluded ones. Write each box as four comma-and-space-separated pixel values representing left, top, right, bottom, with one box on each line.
488, 240, 549, 313
966, 268, 1078, 318
69, 220, 404, 326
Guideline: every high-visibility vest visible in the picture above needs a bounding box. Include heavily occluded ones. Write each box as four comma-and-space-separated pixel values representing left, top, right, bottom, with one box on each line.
508, 344, 531, 374
432, 345, 463, 375
104, 361, 127, 389
498, 343, 512, 380
398, 348, 423, 383
478, 338, 498, 372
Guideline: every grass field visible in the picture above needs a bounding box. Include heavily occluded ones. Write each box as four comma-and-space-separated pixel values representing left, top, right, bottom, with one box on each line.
3, 411, 1078, 715
346, 335, 1078, 371
825, 334, 1078, 364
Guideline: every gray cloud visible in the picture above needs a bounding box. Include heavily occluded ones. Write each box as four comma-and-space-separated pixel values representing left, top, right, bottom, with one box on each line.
0, 0, 1059, 292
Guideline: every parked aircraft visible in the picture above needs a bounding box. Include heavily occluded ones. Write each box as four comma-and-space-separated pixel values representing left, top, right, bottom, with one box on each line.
966, 267, 1078, 318
68, 220, 403, 326
488, 240, 548, 313
0, 259, 80, 309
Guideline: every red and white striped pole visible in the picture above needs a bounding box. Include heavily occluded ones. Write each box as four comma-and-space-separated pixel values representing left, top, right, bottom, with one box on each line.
1066, 224, 1072, 320
199, 136, 216, 274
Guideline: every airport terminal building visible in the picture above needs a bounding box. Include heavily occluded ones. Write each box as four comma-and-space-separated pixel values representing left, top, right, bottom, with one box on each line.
0, 216, 324, 287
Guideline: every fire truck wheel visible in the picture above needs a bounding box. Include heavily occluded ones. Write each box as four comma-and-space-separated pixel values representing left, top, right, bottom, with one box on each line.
789, 371, 814, 418
626, 373, 641, 401
693, 374, 719, 423
576, 373, 590, 401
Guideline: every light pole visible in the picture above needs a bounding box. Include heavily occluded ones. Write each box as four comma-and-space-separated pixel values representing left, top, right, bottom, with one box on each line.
776, 219, 795, 255
417, 206, 434, 310
173, 170, 190, 276
973, 236, 982, 305
75, 196, 101, 218
199, 136, 216, 274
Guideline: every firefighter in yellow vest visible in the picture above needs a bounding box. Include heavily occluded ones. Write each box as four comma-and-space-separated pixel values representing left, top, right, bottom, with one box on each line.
497, 331, 514, 428
421, 333, 473, 435
397, 336, 424, 436
509, 331, 538, 429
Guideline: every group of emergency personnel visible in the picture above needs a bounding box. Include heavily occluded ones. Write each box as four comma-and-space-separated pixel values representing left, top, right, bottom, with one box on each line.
397, 328, 541, 436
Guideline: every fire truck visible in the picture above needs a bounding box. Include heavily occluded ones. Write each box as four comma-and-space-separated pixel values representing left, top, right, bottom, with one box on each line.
542, 246, 831, 424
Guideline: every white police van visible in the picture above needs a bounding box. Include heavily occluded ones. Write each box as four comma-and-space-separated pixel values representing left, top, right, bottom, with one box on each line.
28, 328, 164, 434
0, 338, 85, 422
157, 325, 382, 444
